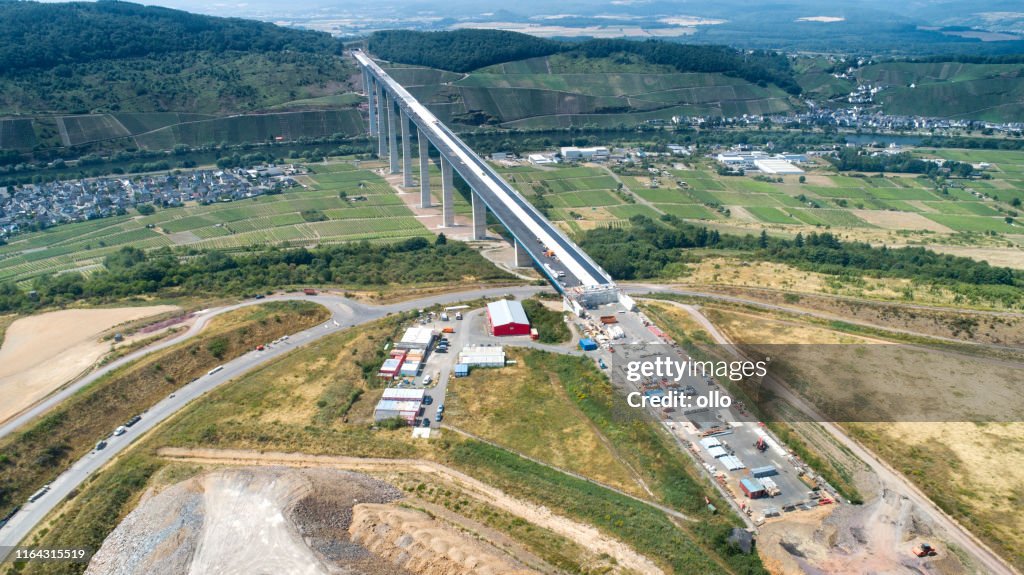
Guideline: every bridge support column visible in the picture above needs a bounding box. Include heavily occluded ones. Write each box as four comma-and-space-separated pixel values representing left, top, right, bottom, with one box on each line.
419, 130, 431, 208
387, 94, 399, 174
365, 72, 376, 136
400, 110, 413, 187
440, 156, 455, 227
375, 82, 386, 158
471, 190, 486, 240
514, 239, 532, 268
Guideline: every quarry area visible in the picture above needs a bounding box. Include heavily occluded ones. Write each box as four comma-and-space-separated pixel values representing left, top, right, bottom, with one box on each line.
86, 466, 546, 575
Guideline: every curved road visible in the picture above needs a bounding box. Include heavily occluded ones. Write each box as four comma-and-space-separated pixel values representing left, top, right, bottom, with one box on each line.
0, 285, 544, 554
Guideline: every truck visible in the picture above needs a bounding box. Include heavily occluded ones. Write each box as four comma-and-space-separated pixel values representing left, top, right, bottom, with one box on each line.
28, 484, 50, 503
208, 365, 225, 376
303, 288, 317, 296
440, 312, 449, 321
441, 327, 455, 334
455, 311, 463, 320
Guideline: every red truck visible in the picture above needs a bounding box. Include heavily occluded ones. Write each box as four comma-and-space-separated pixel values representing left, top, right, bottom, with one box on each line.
303, 288, 317, 295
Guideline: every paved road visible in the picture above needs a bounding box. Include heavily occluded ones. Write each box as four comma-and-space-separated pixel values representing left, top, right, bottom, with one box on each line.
661, 299, 1018, 575
0, 285, 545, 554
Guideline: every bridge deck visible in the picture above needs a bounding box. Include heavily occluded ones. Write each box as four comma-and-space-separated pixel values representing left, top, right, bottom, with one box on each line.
355, 51, 614, 291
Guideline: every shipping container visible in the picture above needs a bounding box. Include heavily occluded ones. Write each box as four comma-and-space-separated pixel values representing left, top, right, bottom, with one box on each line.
579, 338, 598, 351
751, 465, 777, 478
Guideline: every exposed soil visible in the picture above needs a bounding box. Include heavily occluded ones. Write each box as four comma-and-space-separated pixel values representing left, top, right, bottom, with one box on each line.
0, 305, 178, 424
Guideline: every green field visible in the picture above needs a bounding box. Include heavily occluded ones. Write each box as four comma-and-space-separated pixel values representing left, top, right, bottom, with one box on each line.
0, 162, 431, 283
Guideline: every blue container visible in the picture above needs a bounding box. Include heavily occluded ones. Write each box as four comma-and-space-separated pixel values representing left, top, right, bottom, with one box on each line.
579, 338, 598, 351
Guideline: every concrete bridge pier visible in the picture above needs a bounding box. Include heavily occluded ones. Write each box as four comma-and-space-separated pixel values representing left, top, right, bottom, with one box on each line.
419, 130, 431, 208
514, 238, 532, 267
471, 190, 487, 240
365, 72, 376, 136
386, 94, 399, 174
440, 156, 455, 227
375, 82, 386, 157
400, 111, 413, 188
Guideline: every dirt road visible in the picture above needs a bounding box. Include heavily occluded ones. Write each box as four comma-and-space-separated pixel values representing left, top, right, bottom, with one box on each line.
157, 447, 665, 575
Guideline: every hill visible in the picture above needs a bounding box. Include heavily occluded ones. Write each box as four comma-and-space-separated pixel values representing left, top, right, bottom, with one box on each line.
368, 30, 801, 95
856, 60, 1024, 122
383, 54, 795, 130
0, 1, 364, 153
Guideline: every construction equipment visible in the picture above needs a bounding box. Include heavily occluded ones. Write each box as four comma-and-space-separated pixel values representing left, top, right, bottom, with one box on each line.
754, 436, 768, 452
912, 543, 937, 557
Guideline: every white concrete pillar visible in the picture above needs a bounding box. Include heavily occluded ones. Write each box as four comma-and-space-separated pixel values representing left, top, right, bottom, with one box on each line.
419, 130, 431, 208
387, 93, 399, 174
375, 81, 386, 158
400, 110, 413, 187
440, 156, 454, 227
471, 190, 486, 240
514, 238, 532, 268
365, 71, 376, 136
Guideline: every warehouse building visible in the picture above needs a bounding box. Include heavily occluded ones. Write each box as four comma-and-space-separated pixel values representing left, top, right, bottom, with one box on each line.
753, 158, 804, 174
457, 345, 506, 368
396, 327, 435, 350
486, 300, 531, 336
373, 400, 421, 425
561, 146, 610, 162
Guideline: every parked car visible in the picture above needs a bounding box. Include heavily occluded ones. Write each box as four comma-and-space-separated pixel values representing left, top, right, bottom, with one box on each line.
113, 426, 127, 436
125, 415, 142, 427
95, 440, 108, 451
423, 395, 433, 405
421, 418, 431, 427
434, 412, 444, 422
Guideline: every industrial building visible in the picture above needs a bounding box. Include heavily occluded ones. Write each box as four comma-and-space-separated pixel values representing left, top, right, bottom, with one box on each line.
561, 146, 610, 162
373, 388, 426, 425
457, 345, 506, 367
486, 300, 531, 336
753, 158, 804, 174
528, 153, 557, 165
396, 327, 435, 350
377, 349, 407, 379
740, 478, 767, 499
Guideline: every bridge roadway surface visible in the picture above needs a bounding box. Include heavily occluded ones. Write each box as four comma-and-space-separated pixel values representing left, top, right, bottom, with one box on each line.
0, 286, 545, 555
355, 50, 612, 292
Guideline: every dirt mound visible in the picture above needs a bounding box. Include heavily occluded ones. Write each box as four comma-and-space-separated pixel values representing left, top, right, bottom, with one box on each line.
86, 467, 405, 575
350, 504, 537, 575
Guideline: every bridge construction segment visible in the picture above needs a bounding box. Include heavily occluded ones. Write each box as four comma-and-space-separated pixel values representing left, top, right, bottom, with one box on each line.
355, 50, 617, 303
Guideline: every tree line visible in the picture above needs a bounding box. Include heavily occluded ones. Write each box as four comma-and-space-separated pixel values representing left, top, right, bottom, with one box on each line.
367, 30, 801, 95
580, 215, 1021, 303
827, 148, 977, 178
0, 238, 512, 314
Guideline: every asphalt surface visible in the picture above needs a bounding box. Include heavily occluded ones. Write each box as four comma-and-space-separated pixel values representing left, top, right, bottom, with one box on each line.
0, 285, 545, 555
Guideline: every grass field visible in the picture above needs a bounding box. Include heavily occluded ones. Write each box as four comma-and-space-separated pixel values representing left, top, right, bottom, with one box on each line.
0, 161, 432, 283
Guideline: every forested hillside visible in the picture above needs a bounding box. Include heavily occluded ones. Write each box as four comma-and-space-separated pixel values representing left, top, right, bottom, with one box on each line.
0, 1, 339, 71
368, 30, 801, 94
0, 1, 363, 154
